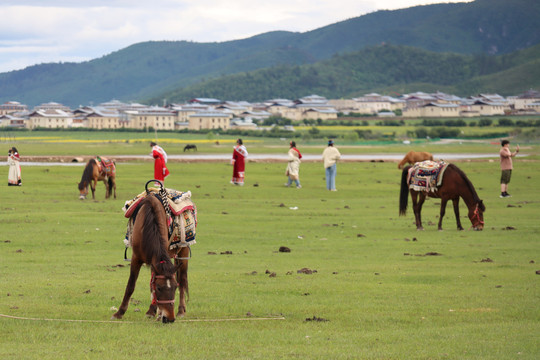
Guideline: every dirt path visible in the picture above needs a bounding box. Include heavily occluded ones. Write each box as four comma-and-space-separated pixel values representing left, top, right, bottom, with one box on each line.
19, 153, 501, 164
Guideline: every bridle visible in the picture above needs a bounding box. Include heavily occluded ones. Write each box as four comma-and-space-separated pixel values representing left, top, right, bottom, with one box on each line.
150, 272, 178, 306
470, 203, 484, 229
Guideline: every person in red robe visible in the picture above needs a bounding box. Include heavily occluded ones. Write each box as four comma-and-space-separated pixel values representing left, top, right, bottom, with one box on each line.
150, 142, 169, 184
231, 139, 248, 185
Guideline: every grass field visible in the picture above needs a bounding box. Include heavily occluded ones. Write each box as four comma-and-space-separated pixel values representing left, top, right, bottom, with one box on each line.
2, 130, 539, 157
0, 137, 539, 359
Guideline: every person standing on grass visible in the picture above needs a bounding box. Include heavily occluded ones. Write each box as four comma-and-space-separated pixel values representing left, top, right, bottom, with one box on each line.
150, 142, 169, 184
322, 139, 341, 191
7, 147, 22, 186
499, 139, 519, 198
231, 138, 248, 186
285, 141, 302, 188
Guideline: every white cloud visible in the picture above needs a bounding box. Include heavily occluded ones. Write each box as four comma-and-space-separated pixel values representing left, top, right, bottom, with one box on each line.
0, 0, 470, 73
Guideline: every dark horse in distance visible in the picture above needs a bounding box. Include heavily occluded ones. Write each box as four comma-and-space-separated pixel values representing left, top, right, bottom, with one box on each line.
111, 194, 190, 323
78, 157, 116, 200
183, 144, 197, 152
399, 163, 485, 231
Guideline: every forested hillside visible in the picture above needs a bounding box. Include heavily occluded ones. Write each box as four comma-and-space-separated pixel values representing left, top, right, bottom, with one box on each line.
0, 0, 539, 107
146, 44, 540, 103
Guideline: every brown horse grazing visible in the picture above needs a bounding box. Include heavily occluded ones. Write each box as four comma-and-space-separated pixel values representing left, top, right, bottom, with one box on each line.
399, 163, 485, 231
112, 195, 190, 323
78, 158, 116, 200
397, 151, 434, 169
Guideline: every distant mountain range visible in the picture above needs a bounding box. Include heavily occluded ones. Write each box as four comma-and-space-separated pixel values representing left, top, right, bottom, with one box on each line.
0, 0, 539, 108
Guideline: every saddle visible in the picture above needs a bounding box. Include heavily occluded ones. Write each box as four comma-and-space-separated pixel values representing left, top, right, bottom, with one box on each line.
407, 160, 448, 192
96, 156, 116, 177
122, 181, 197, 258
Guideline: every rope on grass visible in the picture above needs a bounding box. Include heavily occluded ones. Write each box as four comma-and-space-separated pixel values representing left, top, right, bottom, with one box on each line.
0, 313, 285, 324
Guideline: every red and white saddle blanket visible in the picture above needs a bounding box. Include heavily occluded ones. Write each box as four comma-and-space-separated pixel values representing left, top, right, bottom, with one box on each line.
123, 188, 197, 251
407, 160, 448, 192
96, 156, 116, 177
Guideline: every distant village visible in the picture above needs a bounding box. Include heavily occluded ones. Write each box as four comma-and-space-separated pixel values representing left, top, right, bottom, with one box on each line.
1, 90, 540, 131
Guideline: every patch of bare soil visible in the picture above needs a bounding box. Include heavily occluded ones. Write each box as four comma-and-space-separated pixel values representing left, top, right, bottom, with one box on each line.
305, 316, 329, 322
297, 268, 317, 274
404, 252, 442, 257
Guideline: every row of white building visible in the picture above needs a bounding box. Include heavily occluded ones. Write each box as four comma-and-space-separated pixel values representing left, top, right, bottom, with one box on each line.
0, 95, 340, 131
1, 90, 539, 130
334, 90, 540, 117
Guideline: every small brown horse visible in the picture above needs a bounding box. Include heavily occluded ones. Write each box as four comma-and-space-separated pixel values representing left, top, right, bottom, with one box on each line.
78, 158, 116, 200
399, 163, 485, 231
112, 194, 190, 323
398, 151, 433, 169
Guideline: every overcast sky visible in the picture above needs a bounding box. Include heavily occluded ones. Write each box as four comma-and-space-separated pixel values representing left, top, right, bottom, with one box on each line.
0, 0, 471, 73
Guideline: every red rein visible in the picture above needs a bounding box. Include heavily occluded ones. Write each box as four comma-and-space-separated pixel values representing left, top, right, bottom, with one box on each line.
471, 204, 484, 229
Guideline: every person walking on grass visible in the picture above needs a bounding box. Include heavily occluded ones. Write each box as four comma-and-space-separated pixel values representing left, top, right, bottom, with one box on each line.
8, 147, 22, 186
322, 139, 341, 191
499, 139, 519, 198
231, 138, 248, 186
150, 142, 169, 185
285, 141, 302, 188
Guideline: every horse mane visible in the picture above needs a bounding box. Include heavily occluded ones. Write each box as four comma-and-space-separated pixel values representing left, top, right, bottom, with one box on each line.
448, 164, 485, 210
140, 195, 176, 275
78, 159, 96, 190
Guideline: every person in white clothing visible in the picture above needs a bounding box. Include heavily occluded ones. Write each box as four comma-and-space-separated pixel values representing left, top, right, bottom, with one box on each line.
285, 141, 302, 188
8, 147, 22, 186
322, 140, 341, 191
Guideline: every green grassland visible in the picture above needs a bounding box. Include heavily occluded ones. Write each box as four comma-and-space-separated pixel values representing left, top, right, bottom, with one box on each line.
2, 129, 539, 158
0, 139, 539, 359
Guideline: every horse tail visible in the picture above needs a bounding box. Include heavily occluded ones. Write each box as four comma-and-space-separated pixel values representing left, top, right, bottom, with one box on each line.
107, 176, 113, 194
178, 257, 189, 300
399, 166, 411, 216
